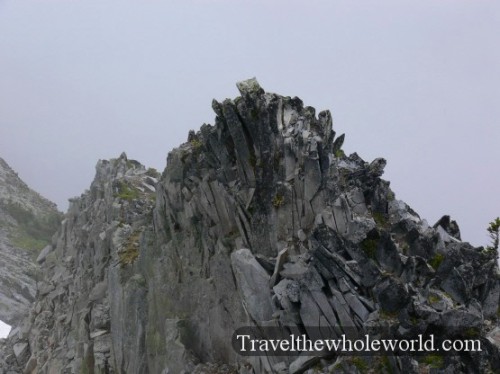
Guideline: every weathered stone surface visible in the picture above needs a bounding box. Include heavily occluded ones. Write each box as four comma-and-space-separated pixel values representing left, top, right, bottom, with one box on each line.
487, 327, 500, 349
35, 245, 52, 264
1, 80, 499, 374
161, 319, 196, 374
374, 277, 410, 314
344, 292, 370, 322
269, 247, 289, 287
89, 281, 107, 302
434, 215, 461, 240
0, 158, 61, 327
13, 342, 29, 366
440, 266, 469, 304
23, 356, 37, 374
289, 354, 319, 374
231, 248, 274, 322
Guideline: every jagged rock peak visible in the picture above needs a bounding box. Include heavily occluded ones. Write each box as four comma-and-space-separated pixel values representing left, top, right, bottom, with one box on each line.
93, 152, 143, 183
2, 82, 500, 374
69, 153, 160, 208
205, 78, 338, 155
0, 158, 58, 213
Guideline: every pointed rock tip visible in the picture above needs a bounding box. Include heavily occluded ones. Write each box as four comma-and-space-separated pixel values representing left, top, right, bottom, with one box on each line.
119, 152, 128, 161
211, 99, 223, 117
236, 77, 264, 97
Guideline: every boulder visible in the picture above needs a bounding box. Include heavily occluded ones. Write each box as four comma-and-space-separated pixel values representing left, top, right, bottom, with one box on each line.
231, 248, 273, 322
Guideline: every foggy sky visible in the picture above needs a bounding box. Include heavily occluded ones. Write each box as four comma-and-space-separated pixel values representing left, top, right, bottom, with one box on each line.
1, 1, 499, 250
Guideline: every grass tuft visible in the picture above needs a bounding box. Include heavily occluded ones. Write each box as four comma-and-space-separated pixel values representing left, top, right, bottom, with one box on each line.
272, 193, 285, 208
119, 230, 141, 267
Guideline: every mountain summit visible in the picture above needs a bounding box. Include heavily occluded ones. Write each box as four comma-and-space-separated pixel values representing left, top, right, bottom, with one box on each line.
1, 79, 499, 373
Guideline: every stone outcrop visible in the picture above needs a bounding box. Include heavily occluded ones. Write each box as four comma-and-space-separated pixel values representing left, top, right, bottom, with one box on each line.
0, 158, 61, 326
1, 79, 499, 373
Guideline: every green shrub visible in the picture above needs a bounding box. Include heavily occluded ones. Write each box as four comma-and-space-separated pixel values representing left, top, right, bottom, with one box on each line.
372, 211, 388, 228
119, 231, 141, 267
429, 253, 445, 270
487, 217, 500, 251
146, 167, 160, 178
116, 181, 140, 201
421, 354, 444, 369
377, 356, 394, 374
463, 327, 480, 338
350, 357, 368, 373
11, 229, 48, 251
428, 294, 440, 304
361, 238, 378, 259
190, 138, 203, 150
272, 193, 285, 208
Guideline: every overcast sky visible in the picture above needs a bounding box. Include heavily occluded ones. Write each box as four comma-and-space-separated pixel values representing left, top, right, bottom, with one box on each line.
0, 1, 499, 331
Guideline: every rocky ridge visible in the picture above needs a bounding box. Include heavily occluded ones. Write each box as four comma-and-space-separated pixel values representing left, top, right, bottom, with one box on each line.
1, 79, 500, 373
0, 158, 61, 327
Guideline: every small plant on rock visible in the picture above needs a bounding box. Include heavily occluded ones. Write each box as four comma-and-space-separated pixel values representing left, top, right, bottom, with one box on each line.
272, 193, 285, 208
119, 230, 141, 267
146, 167, 159, 178
190, 138, 203, 150
429, 253, 445, 270
334, 148, 345, 158
487, 217, 500, 252
372, 211, 390, 229
361, 238, 378, 259
116, 181, 140, 201
421, 354, 445, 369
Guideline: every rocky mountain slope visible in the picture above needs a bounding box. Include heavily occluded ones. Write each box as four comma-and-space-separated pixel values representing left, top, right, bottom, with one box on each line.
1, 79, 500, 373
0, 158, 61, 327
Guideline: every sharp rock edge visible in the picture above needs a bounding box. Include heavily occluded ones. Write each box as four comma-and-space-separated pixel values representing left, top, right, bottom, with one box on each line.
1, 79, 499, 374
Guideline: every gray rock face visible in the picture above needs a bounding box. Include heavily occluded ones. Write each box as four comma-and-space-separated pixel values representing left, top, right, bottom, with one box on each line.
1, 80, 499, 374
231, 248, 274, 322
0, 158, 61, 326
